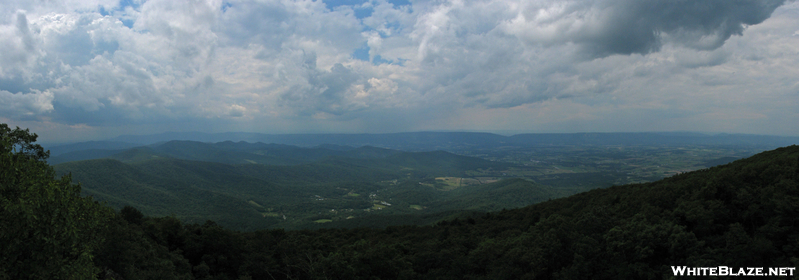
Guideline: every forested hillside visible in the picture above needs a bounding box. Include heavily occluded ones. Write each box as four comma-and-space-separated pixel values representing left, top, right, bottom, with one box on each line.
87, 145, 798, 279
47, 140, 402, 165
5, 123, 798, 279
95, 131, 799, 150
54, 147, 528, 230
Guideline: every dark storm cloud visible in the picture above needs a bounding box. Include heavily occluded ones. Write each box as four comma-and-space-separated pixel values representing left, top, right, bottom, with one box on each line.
1, 0, 798, 141
16, 13, 34, 52
563, 0, 787, 58
417, 0, 792, 109
279, 52, 362, 116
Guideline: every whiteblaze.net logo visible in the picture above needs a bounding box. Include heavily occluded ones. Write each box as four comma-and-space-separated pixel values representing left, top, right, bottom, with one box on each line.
671, 266, 796, 277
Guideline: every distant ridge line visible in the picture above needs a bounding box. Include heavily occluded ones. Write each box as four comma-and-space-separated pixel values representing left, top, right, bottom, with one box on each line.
103, 131, 799, 149
44, 132, 799, 156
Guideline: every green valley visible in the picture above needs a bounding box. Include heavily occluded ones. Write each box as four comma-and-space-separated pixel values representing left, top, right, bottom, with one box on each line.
54, 143, 553, 230
5, 123, 799, 279
52, 137, 779, 231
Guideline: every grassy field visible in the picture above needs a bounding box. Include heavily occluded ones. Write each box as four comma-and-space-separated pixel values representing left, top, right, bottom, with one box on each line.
59, 142, 767, 231
435, 177, 482, 190
248, 200, 264, 208
457, 145, 759, 188
435, 177, 462, 190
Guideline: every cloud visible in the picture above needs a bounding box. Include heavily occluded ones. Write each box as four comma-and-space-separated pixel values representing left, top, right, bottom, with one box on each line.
0, 0, 796, 141
227, 104, 246, 117
278, 54, 363, 115
16, 12, 35, 52
0, 89, 54, 118
501, 0, 787, 57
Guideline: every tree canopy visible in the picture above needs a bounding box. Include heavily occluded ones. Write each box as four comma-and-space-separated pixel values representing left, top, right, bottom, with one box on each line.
3, 123, 798, 279
0, 124, 112, 279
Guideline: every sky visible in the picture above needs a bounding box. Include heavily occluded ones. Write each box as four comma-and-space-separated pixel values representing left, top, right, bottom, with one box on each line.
1, 0, 798, 143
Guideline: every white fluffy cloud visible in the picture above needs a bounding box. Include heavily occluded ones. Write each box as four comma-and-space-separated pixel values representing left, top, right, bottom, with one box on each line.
0, 0, 798, 142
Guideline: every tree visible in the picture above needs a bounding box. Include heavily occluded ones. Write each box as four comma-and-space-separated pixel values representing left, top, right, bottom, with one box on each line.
0, 124, 112, 279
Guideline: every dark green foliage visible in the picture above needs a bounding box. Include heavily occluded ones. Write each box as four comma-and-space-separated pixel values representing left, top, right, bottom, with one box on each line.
47, 149, 127, 165
54, 157, 403, 230
94, 214, 193, 280
55, 147, 530, 230
0, 124, 112, 279
439, 178, 562, 211
48, 139, 404, 166
380, 150, 512, 177
121, 205, 144, 225
85, 145, 799, 279
46, 141, 140, 157
13, 125, 799, 279
699, 156, 740, 168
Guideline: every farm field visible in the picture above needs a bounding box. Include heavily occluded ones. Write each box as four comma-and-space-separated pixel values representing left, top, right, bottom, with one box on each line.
433, 177, 481, 190
53, 138, 773, 230
457, 145, 761, 188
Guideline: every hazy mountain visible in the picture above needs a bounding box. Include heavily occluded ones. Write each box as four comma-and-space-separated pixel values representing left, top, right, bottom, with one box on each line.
46, 140, 404, 165
48, 149, 129, 165
43, 132, 799, 166
45, 141, 140, 156
54, 149, 527, 230
83, 145, 799, 279
507, 132, 799, 147
105, 131, 799, 151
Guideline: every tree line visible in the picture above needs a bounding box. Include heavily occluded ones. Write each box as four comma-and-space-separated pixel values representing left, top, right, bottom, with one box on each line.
2, 123, 798, 279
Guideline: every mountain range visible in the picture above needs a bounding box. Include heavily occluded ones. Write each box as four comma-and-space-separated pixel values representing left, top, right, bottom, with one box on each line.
46, 131, 799, 156
88, 144, 799, 279
53, 140, 532, 230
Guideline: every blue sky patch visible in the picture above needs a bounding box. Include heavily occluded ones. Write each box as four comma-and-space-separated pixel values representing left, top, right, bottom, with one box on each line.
354, 6, 373, 18
372, 55, 395, 66
222, 1, 233, 13
119, 0, 139, 10
388, 0, 412, 7
352, 44, 370, 61
323, 0, 367, 9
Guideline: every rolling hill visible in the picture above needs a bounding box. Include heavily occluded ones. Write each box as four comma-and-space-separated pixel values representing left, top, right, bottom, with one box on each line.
49, 140, 403, 165
46, 131, 799, 155
55, 148, 538, 230
87, 145, 799, 279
